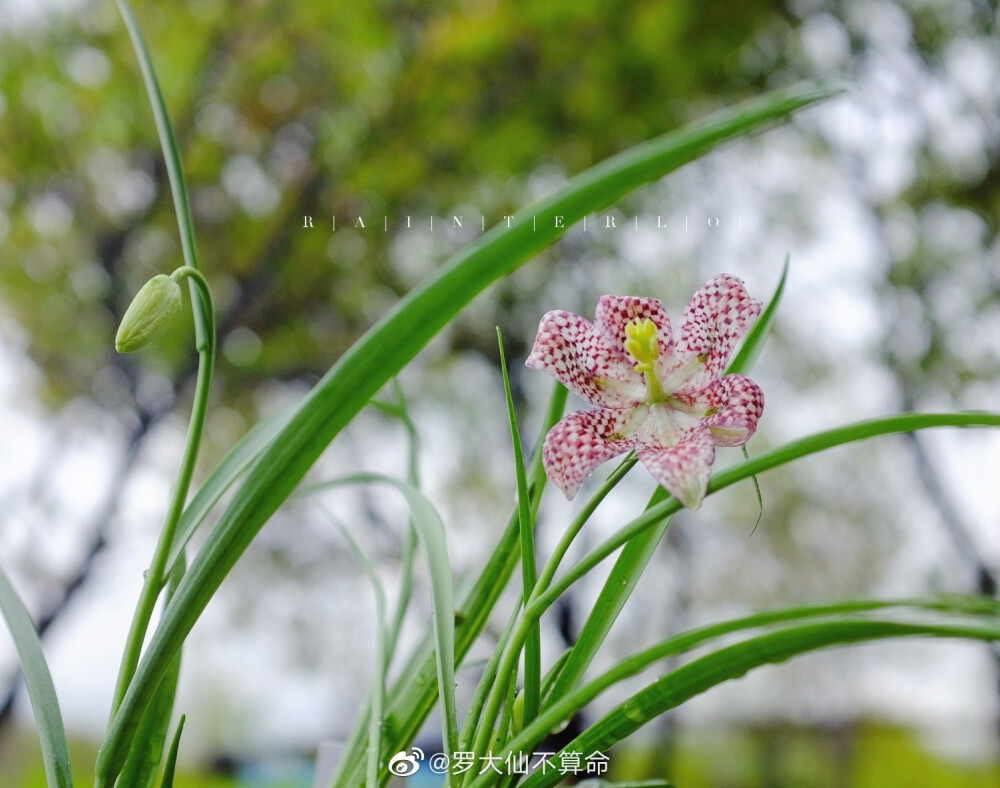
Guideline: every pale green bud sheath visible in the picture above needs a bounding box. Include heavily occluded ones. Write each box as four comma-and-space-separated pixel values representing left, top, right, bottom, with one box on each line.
169, 266, 215, 354
624, 317, 665, 402
115, 274, 183, 352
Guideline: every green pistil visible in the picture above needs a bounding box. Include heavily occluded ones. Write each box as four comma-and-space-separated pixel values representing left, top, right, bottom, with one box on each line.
624, 318, 665, 402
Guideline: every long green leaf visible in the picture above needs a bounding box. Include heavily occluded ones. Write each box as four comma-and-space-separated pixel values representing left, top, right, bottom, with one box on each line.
498, 329, 541, 728
465, 598, 1000, 788
323, 509, 389, 788
0, 564, 74, 788
543, 490, 670, 708
516, 612, 1000, 788
166, 405, 296, 574
474, 597, 985, 786
328, 384, 421, 786
298, 474, 458, 759
380, 380, 421, 666
158, 715, 185, 788
117, 558, 185, 788
727, 254, 789, 376
97, 82, 838, 782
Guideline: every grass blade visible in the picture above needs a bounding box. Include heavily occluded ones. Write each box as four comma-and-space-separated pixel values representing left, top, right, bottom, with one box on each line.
458, 602, 523, 751
321, 508, 388, 788
535, 412, 1000, 617
0, 563, 74, 788
166, 405, 296, 574
298, 474, 458, 759
374, 380, 422, 667
326, 385, 421, 786
157, 715, 185, 788
99, 80, 837, 783
543, 489, 670, 708
498, 329, 541, 727
727, 254, 789, 376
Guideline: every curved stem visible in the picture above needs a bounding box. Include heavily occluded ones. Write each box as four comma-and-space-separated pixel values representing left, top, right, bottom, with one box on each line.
107, 267, 215, 720
535, 455, 636, 596
463, 456, 637, 781
170, 267, 215, 354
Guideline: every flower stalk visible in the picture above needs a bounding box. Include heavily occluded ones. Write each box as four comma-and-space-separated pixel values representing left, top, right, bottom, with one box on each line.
106, 266, 215, 730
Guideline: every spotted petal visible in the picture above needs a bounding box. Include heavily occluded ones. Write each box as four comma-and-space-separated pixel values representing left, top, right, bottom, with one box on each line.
671, 274, 761, 389
594, 295, 674, 359
526, 310, 644, 407
677, 374, 764, 447
635, 405, 716, 510
542, 406, 643, 500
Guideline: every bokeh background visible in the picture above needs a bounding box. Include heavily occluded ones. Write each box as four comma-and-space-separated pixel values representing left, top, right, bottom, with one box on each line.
2, 0, 1000, 785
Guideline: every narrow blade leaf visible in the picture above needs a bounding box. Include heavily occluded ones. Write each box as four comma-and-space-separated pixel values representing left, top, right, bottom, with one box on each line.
158, 715, 185, 788
0, 564, 74, 788
298, 474, 458, 759
498, 329, 541, 727
727, 254, 789, 376
544, 489, 670, 707
166, 404, 296, 573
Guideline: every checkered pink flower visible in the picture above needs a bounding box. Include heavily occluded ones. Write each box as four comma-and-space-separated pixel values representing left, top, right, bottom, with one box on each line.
526, 274, 764, 510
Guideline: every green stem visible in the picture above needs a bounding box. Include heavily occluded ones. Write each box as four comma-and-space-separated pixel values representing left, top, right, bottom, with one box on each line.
458, 602, 522, 751
107, 267, 215, 721
463, 455, 637, 783
535, 455, 636, 596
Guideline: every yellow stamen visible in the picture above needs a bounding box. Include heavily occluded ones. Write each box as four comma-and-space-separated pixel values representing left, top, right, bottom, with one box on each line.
624, 318, 665, 402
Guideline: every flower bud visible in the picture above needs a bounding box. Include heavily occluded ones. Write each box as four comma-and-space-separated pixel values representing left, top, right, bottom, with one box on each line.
115, 274, 183, 353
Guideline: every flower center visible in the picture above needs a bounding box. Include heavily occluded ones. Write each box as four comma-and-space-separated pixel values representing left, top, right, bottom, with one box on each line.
624, 318, 666, 402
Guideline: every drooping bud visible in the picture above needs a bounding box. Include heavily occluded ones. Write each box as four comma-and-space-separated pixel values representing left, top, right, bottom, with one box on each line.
115, 274, 183, 353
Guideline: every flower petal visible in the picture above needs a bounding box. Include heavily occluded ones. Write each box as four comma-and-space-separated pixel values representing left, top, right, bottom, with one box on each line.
542, 406, 643, 500
705, 374, 764, 446
677, 373, 764, 447
526, 310, 644, 407
594, 295, 673, 358
670, 274, 761, 388
635, 406, 715, 510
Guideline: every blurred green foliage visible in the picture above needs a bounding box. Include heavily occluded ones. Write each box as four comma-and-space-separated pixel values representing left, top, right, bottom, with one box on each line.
0, 0, 785, 418
4, 0, 997, 433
